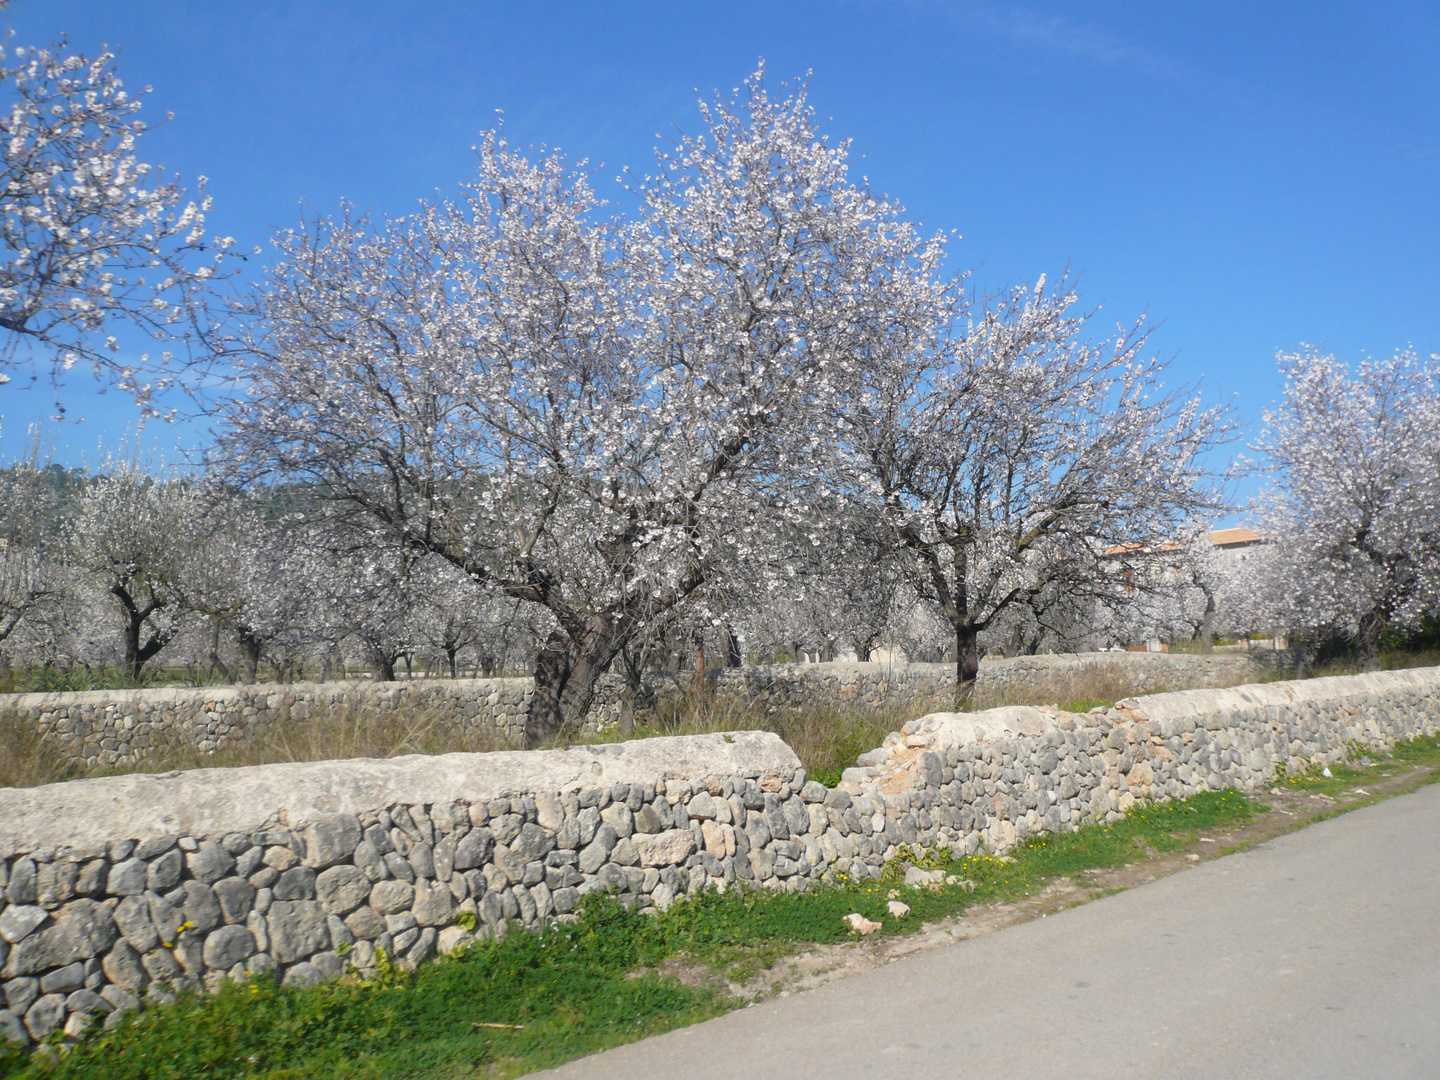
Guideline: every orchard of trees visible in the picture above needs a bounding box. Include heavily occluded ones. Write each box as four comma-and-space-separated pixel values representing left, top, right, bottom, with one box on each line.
2, 41, 1437, 745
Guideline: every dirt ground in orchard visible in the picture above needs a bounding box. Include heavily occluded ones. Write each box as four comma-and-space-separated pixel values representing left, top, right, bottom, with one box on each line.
657, 758, 1439, 1004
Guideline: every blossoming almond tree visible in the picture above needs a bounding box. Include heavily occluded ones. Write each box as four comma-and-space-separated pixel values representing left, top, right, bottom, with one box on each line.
220, 71, 949, 743
1245, 347, 1440, 668
847, 275, 1231, 701
0, 35, 237, 414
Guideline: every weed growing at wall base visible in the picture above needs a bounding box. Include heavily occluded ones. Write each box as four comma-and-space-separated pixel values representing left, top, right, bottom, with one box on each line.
0, 791, 1256, 1080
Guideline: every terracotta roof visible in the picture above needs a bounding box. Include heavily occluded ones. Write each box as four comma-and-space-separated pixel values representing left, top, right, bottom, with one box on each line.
1210, 527, 1264, 547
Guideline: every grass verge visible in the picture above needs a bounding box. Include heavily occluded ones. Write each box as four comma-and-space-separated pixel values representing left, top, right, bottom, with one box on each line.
0, 790, 1255, 1080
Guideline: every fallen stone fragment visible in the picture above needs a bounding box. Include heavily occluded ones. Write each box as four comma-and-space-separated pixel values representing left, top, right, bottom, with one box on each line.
844, 913, 882, 935
887, 900, 911, 918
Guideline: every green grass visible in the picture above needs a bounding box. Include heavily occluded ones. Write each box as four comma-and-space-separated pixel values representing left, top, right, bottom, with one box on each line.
2, 790, 1257, 1080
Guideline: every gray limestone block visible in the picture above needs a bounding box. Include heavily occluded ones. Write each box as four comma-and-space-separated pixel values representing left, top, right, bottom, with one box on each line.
111, 895, 158, 953
511, 823, 555, 862
212, 877, 257, 925
368, 879, 414, 915
412, 881, 456, 927
234, 846, 265, 879
408, 841, 435, 880
362, 823, 394, 856
316, 865, 370, 916
352, 840, 386, 883
180, 880, 223, 935
452, 828, 493, 871
633, 804, 664, 834
266, 901, 331, 964
39, 962, 85, 994
105, 858, 146, 898
36, 862, 78, 907
24, 993, 66, 1040
135, 836, 177, 860
202, 924, 256, 970
0, 905, 47, 945
491, 843, 525, 884
343, 907, 384, 941
273, 867, 318, 902
6, 860, 37, 906
187, 842, 236, 885
141, 947, 182, 984
263, 846, 300, 872
577, 806, 602, 845
490, 814, 522, 845
432, 835, 456, 881
311, 950, 345, 982
0, 1008, 28, 1046
601, 804, 634, 838
281, 962, 323, 988
75, 859, 108, 897
303, 814, 362, 870
326, 915, 354, 950
3, 899, 117, 976
4, 978, 38, 1014
101, 940, 148, 990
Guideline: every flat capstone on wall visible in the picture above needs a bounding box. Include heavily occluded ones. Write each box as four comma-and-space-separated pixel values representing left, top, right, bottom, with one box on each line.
1, 664, 1436, 1051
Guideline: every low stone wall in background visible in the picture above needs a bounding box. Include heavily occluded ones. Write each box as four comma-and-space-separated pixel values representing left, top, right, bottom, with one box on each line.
0, 652, 1272, 772
1, 664, 1436, 1049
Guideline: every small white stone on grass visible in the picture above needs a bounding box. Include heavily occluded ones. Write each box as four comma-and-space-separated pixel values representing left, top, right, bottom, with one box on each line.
887, 900, 911, 918
844, 912, 882, 935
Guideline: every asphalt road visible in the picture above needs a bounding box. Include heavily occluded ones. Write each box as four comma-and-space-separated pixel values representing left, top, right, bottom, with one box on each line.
537, 782, 1440, 1079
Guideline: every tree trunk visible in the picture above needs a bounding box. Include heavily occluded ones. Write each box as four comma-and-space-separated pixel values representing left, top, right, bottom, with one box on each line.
207, 619, 233, 683
527, 621, 630, 748
238, 630, 263, 684
954, 623, 980, 709
1200, 596, 1215, 654
446, 645, 460, 679
1356, 608, 1384, 671
722, 624, 743, 668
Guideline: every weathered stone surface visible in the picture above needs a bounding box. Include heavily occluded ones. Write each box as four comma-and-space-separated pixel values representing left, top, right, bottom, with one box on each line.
344, 907, 385, 941
412, 881, 457, 927
452, 827, 493, 871
315, 865, 370, 915
39, 962, 84, 993
273, 867, 318, 902
686, 792, 718, 820
187, 842, 236, 884
202, 925, 256, 969
213, 877, 257, 925
106, 858, 147, 896
368, 879, 414, 915
111, 895, 158, 953
633, 804, 664, 834
146, 849, 184, 892
101, 940, 148, 990
303, 814, 362, 869
266, 901, 330, 964
180, 880, 223, 935
3, 899, 117, 975
0, 906, 47, 945
634, 830, 697, 867
24, 994, 66, 1039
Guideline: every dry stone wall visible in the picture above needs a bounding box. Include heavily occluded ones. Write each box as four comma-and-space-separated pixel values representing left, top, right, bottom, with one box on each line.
1, 664, 1436, 1050
0, 652, 1268, 771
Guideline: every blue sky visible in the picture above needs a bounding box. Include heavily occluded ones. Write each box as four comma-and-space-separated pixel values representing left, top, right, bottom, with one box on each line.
2, 1, 1437, 493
